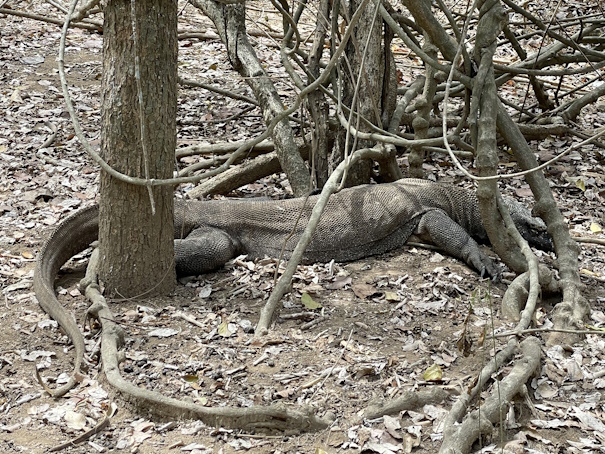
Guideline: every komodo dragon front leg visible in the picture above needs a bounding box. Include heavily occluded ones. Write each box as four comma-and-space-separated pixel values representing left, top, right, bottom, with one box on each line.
416, 209, 500, 278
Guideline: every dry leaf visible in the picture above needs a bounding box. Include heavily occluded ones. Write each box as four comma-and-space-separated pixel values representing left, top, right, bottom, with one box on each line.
352, 283, 378, 299
423, 364, 443, 381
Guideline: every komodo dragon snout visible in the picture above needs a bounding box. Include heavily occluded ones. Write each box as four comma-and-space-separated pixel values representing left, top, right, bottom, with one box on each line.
505, 197, 553, 252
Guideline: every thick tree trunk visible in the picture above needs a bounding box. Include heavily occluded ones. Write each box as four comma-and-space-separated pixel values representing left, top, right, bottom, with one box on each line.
99, 0, 177, 297
334, 0, 387, 186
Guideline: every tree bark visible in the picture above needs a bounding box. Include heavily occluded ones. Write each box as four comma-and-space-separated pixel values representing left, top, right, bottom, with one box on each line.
307, 0, 332, 188
408, 37, 437, 179
99, 0, 177, 297
334, 0, 388, 186
194, 0, 311, 196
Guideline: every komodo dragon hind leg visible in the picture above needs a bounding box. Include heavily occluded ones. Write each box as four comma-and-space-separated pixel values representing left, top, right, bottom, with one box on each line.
416, 209, 501, 279
175, 226, 240, 276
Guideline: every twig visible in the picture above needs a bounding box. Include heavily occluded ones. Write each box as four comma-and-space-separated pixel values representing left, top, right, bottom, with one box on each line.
574, 236, 605, 246
178, 76, 258, 105
49, 404, 116, 452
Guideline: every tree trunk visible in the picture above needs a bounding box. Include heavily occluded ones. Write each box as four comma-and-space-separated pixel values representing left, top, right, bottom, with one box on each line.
307, 0, 332, 189
334, 0, 391, 186
194, 0, 311, 197
99, 0, 177, 297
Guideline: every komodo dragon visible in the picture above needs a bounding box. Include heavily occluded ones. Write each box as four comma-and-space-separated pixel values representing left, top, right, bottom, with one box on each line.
34, 178, 551, 394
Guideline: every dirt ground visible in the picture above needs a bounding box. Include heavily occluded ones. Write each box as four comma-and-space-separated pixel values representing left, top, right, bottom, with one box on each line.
1, 2, 605, 453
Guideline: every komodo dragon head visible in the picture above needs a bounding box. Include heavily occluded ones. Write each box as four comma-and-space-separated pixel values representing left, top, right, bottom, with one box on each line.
505, 197, 553, 252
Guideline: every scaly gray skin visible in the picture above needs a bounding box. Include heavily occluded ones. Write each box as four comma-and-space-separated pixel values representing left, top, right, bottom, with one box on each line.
33, 204, 98, 396
173, 178, 552, 276
34, 178, 552, 394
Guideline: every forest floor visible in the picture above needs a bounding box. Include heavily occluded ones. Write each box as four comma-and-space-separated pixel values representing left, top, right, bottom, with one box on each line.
1, 2, 605, 453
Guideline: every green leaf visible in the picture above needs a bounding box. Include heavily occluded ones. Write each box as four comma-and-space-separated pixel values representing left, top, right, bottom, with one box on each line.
301, 292, 322, 310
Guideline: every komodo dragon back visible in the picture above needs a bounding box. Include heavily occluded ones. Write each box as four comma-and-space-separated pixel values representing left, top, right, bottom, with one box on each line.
175, 179, 494, 269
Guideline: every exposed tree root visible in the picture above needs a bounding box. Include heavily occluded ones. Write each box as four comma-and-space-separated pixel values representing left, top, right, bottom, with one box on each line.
438, 185, 545, 453
496, 104, 590, 346
439, 337, 541, 454
81, 249, 329, 432
363, 387, 451, 420
501, 265, 560, 320
34, 364, 85, 398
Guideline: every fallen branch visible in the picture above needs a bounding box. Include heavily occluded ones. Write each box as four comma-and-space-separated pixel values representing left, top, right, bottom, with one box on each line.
182, 151, 281, 195
175, 138, 275, 159
185, 143, 309, 197
178, 76, 258, 106
574, 236, 605, 247
0, 7, 102, 30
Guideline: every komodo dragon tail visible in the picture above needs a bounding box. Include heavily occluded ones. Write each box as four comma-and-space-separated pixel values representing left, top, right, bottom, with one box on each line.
33, 205, 99, 397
